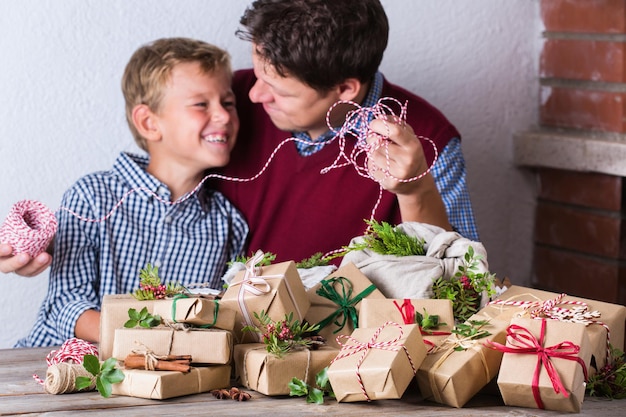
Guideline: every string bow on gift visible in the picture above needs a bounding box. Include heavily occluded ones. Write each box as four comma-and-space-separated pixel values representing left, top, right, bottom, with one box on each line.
485, 318, 588, 410
316, 276, 376, 333
331, 321, 417, 402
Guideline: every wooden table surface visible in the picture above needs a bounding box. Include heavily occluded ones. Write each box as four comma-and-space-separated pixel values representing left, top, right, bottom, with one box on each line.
1, 346, 624, 416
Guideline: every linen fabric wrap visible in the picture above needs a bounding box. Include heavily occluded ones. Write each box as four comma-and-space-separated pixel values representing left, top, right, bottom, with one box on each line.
220, 260, 310, 344
304, 262, 386, 349
496, 317, 591, 413
339, 222, 489, 299
234, 344, 339, 396
110, 365, 231, 400
112, 327, 233, 364
327, 323, 427, 402
479, 285, 626, 374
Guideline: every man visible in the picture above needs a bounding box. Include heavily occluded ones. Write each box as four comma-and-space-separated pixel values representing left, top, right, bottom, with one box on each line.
0, 0, 477, 274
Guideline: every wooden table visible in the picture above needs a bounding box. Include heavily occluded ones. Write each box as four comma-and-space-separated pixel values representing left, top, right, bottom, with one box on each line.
1, 347, 624, 416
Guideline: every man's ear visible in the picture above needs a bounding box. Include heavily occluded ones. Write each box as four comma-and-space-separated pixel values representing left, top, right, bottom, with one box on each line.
337, 78, 363, 102
132, 104, 161, 142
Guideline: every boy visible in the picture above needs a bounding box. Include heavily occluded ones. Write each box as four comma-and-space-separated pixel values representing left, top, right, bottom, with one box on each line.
15, 37, 248, 347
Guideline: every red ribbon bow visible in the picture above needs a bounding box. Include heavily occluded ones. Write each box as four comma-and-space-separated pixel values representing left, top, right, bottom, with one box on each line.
486, 319, 588, 409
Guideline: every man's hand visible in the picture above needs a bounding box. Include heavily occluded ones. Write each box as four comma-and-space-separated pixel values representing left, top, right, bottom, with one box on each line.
0, 243, 52, 277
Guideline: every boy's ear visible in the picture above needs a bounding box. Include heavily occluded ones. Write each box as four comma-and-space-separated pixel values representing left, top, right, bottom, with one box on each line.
337, 78, 363, 101
132, 104, 161, 142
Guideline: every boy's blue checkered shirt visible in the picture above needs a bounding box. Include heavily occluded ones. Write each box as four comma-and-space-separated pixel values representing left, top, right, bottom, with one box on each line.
293, 72, 479, 241
15, 152, 248, 348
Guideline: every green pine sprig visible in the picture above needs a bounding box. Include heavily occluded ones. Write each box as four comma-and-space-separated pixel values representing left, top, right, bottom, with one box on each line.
288, 367, 335, 404
296, 252, 330, 268
75, 355, 125, 398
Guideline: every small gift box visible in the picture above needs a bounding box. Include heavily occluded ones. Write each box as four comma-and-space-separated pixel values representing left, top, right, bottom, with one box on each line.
480, 285, 625, 374
110, 365, 231, 399
304, 262, 385, 349
220, 252, 310, 344
234, 344, 339, 396
490, 317, 591, 413
359, 298, 454, 351
415, 314, 508, 408
151, 296, 236, 331
327, 323, 426, 402
111, 327, 233, 365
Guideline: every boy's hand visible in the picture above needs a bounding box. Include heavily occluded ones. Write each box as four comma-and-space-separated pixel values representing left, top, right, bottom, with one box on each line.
365, 116, 429, 195
0, 243, 52, 277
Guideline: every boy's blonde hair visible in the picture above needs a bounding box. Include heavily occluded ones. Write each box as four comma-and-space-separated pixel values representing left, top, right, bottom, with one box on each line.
122, 37, 232, 151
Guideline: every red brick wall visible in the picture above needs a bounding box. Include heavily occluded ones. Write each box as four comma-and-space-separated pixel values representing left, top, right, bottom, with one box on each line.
535, 1, 626, 305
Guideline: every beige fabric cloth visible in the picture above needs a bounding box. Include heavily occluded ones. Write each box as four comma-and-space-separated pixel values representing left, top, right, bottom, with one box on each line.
339, 222, 489, 299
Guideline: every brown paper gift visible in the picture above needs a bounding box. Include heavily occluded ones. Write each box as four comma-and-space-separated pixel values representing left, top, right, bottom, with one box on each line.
415, 314, 508, 408
360, 298, 454, 351
327, 323, 427, 402
100, 294, 159, 360
480, 285, 625, 373
233, 344, 339, 396
111, 365, 231, 399
304, 262, 385, 349
111, 327, 232, 364
220, 256, 310, 344
151, 296, 236, 331
492, 317, 591, 413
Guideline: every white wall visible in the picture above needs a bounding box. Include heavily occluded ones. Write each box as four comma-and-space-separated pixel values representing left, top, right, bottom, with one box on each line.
0, 0, 541, 348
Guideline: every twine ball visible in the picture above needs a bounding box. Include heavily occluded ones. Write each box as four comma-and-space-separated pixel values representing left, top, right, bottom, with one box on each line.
0, 200, 57, 257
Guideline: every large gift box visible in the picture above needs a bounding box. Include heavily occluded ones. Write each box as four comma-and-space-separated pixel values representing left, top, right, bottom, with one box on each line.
304, 262, 385, 349
481, 285, 625, 373
327, 323, 427, 402
220, 257, 310, 344
359, 298, 454, 351
415, 314, 508, 408
492, 317, 591, 413
112, 327, 233, 364
234, 344, 339, 396
111, 365, 231, 399
152, 296, 236, 330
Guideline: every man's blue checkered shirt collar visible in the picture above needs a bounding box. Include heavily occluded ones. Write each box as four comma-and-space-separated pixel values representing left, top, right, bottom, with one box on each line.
294, 72, 384, 156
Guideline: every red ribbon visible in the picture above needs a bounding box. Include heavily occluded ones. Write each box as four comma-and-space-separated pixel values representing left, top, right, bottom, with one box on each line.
486, 319, 588, 409
393, 299, 415, 324
332, 321, 416, 401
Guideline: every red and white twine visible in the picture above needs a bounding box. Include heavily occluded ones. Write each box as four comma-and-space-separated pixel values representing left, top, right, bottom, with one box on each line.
1, 98, 436, 260
33, 337, 99, 385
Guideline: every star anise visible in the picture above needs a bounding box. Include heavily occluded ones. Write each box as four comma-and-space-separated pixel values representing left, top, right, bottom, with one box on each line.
211, 388, 231, 399
229, 386, 251, 401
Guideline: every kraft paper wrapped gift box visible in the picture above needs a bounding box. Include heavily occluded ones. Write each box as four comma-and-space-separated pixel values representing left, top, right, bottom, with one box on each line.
234, 344, 339, 396
327, 323, 427, 402
359, 298, 455, 351
494, 317, 592, 413
415, 314, 509, 408
112, 327, 233, 364
304, 262, 386, 349
480, 285, 625, 373
111, 365, 231, 400
220, 260, 310, 344
152, 296, 236, 331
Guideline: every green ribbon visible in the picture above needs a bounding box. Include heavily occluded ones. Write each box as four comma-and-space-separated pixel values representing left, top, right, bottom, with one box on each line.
170, 293, 219, 329
315, 276, 376, 333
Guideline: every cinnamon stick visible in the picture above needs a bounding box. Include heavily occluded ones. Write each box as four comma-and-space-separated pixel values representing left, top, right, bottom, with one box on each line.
123, 354, 191, 373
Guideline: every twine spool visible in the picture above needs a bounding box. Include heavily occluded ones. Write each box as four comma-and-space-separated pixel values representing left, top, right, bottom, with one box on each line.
0, 199, 57, 257
44, 362, 95, 395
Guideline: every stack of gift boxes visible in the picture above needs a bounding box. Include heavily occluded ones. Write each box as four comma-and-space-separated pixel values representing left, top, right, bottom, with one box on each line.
99, 253, 626, 413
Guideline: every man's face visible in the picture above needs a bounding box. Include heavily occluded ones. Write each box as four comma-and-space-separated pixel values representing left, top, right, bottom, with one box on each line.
249, 49, 342, 139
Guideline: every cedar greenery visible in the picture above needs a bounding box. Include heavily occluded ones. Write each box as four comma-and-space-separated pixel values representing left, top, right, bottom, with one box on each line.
586, 345, 626, 399
288, 367, 335, 404
131, 263, 186, 300
75, 355, 124, 398
296, 252, 330, 268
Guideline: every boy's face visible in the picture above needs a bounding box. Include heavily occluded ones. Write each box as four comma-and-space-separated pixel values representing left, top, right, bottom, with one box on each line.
150, 62, 238, 172
249, 49, 343, 140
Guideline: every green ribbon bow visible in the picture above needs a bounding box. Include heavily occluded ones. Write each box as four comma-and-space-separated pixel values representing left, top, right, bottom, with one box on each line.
170, 293, 219, 328
315, 276, 376, 333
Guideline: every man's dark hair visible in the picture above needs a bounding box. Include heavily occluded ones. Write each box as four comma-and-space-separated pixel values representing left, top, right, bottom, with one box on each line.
237, 0, 389, 92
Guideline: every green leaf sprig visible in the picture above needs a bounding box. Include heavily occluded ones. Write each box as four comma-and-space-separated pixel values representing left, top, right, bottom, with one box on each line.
415, 309, 446, 332
450, 319, 492, 351
587, 345, 626, 399
124, 307, 161, 328
242, 311, 320, 358
75, 355, 125, 398
288, 367, 335, 404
